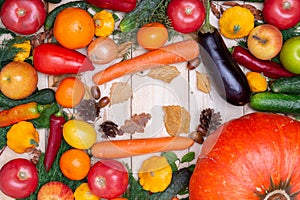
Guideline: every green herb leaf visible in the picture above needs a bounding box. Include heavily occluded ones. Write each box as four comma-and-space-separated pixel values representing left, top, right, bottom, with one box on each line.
180, 151, 195, 163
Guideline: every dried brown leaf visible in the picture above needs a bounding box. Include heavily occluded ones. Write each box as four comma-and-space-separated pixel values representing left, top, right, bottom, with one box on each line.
147, 65, 180, 83
163, 105, 190, 136
196, 71, 210, 93
109, 82, 132, 105
120, 113, 151, 134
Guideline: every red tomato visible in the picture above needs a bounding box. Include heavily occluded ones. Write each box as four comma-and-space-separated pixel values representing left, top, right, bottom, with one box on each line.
167, 0, 205, 34
0, 0, 47, 35
87, 159, 129, 199
262, 0, 300, 30
137, 22, 169, 50
0, 158, 38, 199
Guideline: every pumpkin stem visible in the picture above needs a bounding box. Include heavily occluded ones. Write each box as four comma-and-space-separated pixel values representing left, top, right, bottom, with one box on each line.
264, 189, 290, 200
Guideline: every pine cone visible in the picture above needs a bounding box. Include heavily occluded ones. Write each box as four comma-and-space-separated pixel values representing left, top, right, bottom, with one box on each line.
100, 121, 123, 138
191, 108, 222, 144
75, 99, 100, 121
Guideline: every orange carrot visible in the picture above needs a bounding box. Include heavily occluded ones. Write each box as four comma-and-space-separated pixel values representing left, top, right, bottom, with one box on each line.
91, 136, 194, 159
0, 102, 44, 128
92, 39, 200, 84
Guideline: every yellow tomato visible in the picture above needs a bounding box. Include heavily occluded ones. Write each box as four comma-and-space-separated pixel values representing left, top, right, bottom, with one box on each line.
74, 183, 99, 200
63, 119, 96, 149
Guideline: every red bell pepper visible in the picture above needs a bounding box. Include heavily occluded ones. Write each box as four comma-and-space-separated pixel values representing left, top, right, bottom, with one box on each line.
33, 43, 95, 75
85, 0, 137, 13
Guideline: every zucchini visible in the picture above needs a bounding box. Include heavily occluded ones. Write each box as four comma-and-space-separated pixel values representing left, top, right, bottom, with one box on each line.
149, 168, 192, 200
0, 88, 56, 109
250, 92, 300, 114
270, 76, 300, 94
44, 1, 90, 30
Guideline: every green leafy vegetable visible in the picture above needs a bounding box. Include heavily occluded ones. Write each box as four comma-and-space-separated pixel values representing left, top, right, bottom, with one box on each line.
30, 103, 60, 128
0, 29, 29, 68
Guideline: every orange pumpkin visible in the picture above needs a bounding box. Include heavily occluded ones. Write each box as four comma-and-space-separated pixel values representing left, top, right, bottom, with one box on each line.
190, 112, 300, 199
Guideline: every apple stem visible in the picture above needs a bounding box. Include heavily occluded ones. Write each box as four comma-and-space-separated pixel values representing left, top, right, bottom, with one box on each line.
252, 35, 267, 44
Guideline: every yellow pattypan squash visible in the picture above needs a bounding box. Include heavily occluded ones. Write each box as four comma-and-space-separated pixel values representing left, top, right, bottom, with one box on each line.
74, 183, 99, 200
219, 6, 254, 39
138, 155, 172, 193
13, 40, 31, 61
246, 71, 268, 92
93, 10, 115, 37
7, 121, 39, 154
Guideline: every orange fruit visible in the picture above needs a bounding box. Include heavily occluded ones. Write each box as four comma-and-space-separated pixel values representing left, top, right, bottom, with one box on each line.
55, 76, 85, 108
59, 149, 91, 181
136, 22, 168, 50
53, 7, 95, 49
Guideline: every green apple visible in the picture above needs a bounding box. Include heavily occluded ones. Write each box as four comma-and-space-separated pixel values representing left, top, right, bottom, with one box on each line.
279, 36, 300, 74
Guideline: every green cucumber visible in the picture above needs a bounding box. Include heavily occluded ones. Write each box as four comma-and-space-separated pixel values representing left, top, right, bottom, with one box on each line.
250, 92, 300, 114
44, 1, 90, 30
0, 88, 56, 109
149, 168, 192, 200
270, 76, 300, 94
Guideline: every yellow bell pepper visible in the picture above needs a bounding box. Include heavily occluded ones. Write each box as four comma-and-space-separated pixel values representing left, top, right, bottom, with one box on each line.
13, 40, 31, 61
93, 10, 115, 37
138, 156, 172, 193
6, 121, 39, 154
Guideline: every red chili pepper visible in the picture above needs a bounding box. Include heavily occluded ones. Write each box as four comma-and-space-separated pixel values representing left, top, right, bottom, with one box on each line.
44, 112, 65, 172
33, 43, 95, 75
84, 0, 137, 12
232, 46, 296, 79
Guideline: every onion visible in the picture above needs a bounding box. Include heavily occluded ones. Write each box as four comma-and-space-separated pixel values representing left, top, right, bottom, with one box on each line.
87, 37, 118, 64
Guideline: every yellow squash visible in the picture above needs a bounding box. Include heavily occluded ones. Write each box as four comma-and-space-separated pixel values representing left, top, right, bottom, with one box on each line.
219, 6, 254, 39
7, 121, 39, 153
138, 156, 172, 193
93, 10, 115, 37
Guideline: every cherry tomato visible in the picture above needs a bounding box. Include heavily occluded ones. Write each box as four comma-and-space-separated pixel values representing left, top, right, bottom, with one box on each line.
262, 0, 300, 30
136, 22, 168, 50
0, 0, 47, 35
167, 0, 205, 34
0, 158, 38, 199
87, 159, 129, 199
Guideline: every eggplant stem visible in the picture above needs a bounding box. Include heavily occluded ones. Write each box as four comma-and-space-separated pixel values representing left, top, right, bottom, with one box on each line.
199, 0, 214, 34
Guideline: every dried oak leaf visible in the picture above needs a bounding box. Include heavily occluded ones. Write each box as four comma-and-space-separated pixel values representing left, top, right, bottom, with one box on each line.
147, 65, 180, 83
120, 113, 152, 134
163, 105, 190, 136
109, 82, 132, 105
196, 71, 211, 93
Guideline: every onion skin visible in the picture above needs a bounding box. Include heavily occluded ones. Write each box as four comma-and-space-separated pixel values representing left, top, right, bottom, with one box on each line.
190, 112, 300, 199
87, 37, 118, 65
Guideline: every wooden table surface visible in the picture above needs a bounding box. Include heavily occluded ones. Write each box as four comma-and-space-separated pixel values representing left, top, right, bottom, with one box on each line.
0, 1, 263, 199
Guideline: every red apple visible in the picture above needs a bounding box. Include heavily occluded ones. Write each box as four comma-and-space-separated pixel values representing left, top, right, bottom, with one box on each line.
247, 24, 283, 60
0, 61, 38, 100
37, 181, 74, 200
